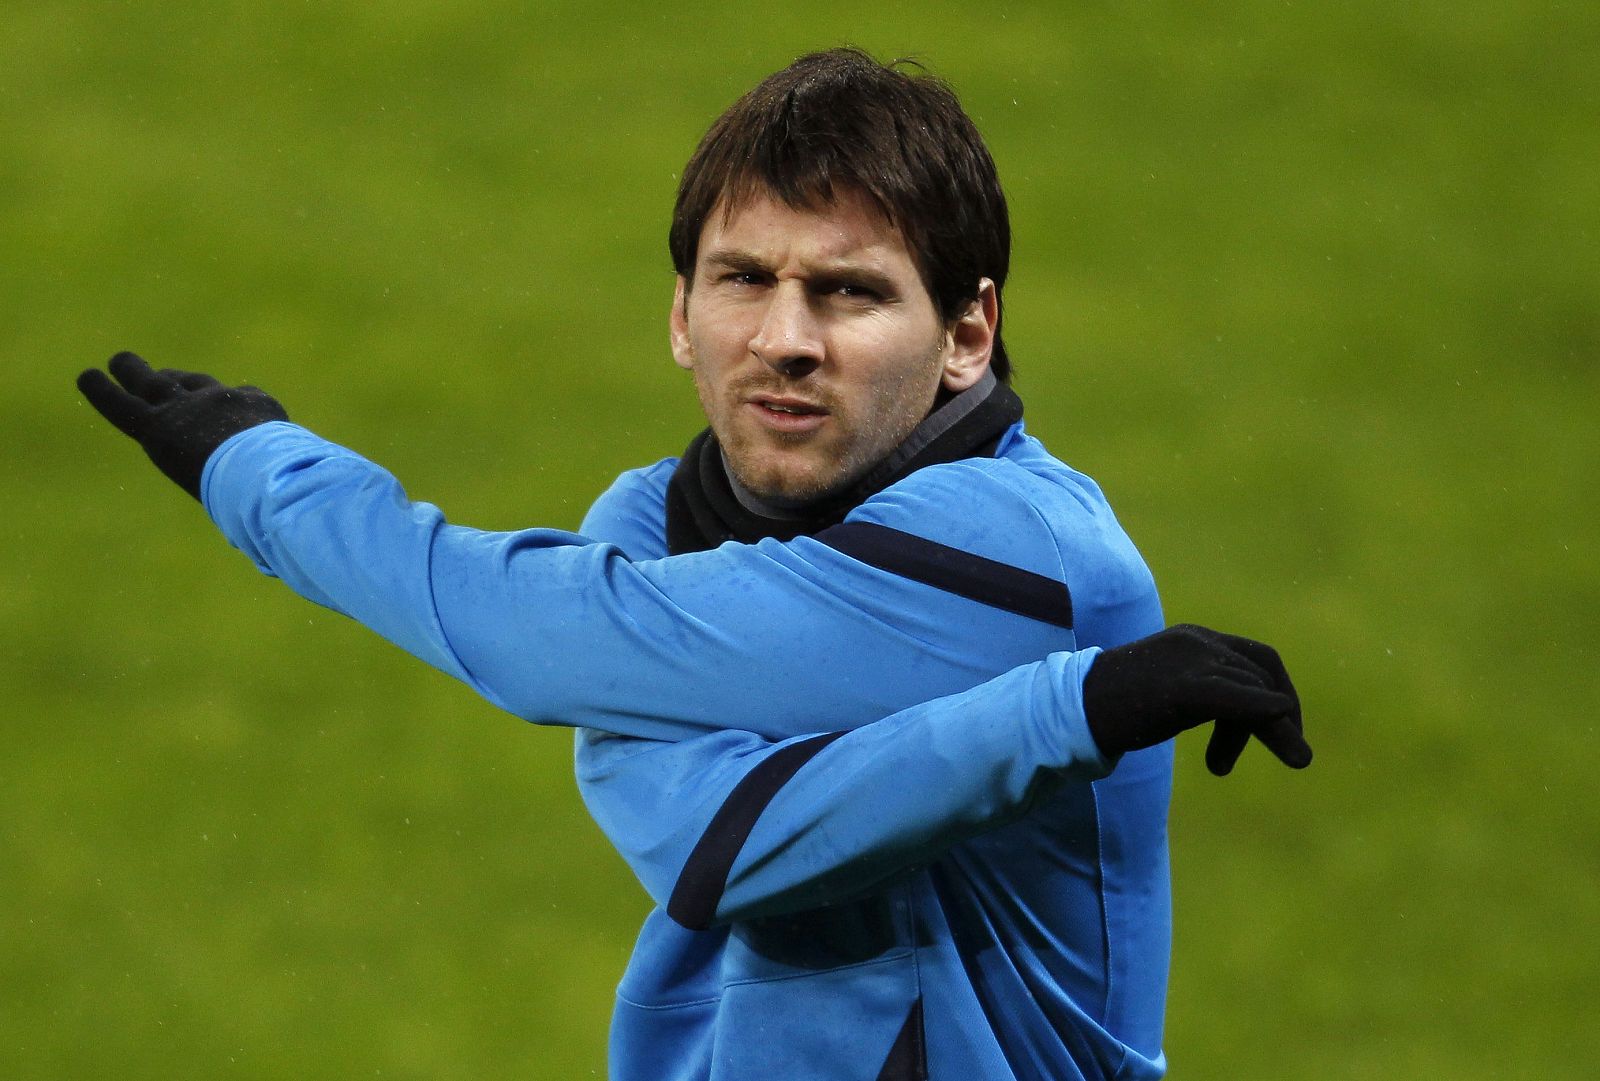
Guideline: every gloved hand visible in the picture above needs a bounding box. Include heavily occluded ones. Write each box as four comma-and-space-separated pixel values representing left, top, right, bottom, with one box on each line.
1082, 623, 1312, 775
77, 351, 289, 500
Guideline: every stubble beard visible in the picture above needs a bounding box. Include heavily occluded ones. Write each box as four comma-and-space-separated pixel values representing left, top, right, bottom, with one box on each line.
717, 392, 850, 508
712, 370, 942, 510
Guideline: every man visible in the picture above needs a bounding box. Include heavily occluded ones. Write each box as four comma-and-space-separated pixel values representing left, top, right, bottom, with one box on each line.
78, 48, 1309, 1081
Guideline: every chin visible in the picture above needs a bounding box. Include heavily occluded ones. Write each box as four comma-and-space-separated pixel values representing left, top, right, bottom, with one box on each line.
752, 476, 833, 507
737, 459, 845, 509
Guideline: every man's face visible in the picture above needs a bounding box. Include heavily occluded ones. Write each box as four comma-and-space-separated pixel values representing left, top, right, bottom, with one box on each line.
671, 188, 994, 507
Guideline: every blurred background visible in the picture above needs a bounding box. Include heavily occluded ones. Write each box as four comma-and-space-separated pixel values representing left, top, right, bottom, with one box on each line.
4, 1, 1595, 1077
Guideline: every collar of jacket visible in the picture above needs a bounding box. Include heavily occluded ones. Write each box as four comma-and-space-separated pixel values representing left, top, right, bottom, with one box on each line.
664, 369, 1022, 555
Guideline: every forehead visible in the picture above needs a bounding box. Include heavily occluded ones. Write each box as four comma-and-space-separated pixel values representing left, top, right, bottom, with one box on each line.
697, 188, 916, 271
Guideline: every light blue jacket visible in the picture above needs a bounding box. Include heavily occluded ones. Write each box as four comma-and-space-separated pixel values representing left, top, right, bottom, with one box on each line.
202, 419, 1171, 1080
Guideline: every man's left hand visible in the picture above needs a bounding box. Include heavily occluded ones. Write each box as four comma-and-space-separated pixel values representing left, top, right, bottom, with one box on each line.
78, 352, 289, 500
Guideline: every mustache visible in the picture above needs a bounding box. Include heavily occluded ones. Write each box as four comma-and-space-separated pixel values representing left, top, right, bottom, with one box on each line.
730, 378, 834, 409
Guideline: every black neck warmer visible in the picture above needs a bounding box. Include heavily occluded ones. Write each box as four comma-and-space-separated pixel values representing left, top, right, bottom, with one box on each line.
665, 370, 1024, 555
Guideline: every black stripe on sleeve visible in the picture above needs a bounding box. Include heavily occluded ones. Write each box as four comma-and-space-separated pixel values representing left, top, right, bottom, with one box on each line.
666, 730, 849, 931
876, 997, 928, 1081
816, 521, 1073, 630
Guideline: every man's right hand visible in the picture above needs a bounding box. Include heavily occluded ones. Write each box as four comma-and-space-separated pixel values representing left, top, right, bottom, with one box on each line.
1082, 624, 1312, 775
78, 352, 289, 501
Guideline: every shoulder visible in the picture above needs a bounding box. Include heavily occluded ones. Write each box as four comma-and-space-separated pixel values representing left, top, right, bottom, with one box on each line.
847, 427, 1105, 574
848, 426, 1162, 645
580, 458, 677, 560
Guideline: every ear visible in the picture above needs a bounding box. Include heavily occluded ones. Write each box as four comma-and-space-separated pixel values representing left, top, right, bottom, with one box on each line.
670, 276, 695, 371
940, 277, 997, 393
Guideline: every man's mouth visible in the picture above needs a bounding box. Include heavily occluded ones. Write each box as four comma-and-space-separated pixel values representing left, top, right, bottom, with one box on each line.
747, 395, 829, 431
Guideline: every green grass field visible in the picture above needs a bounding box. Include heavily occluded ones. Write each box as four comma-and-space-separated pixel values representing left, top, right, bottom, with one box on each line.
4, 3, 1596, 1077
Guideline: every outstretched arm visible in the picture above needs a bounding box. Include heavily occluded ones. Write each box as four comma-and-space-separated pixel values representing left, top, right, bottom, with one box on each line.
76, 355, 1062, 739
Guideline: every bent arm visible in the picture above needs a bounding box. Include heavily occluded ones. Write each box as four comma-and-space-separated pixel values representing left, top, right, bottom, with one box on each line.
575, 649, 1111, 929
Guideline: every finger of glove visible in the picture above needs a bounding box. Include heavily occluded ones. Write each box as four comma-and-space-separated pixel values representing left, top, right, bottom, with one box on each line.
108, 351, 180, 404
1211, 654, 1277, 694
166, 369, 222, 392
1215, 632, 1300, 706
1253, 713, 1313, 769
1205, 720, 1252, 776
1187, 673, 1295, 727
1164, 626, 1279, 693
1207, 712, 1313, 776
77, 367, 151, 438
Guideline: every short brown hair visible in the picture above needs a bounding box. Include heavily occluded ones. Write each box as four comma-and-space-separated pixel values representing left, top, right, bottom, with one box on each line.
669, 47, 1013, 381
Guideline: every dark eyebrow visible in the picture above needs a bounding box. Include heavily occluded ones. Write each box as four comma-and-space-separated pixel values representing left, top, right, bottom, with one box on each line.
701, 250, 770, 275
812, 265, 898, 297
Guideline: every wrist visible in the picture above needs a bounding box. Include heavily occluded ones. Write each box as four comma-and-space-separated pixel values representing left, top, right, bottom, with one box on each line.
1042, 647, 1117, 774
199, 420, 303, 522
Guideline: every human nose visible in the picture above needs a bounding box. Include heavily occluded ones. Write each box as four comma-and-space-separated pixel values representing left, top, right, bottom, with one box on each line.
748, 283, 822, 378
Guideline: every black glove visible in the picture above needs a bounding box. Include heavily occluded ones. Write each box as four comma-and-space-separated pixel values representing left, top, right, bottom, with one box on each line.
1082, 624, 1312, 776
77, 352, 289, 500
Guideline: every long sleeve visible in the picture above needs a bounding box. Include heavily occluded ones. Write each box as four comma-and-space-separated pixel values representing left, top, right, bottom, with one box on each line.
575, 650, 1110, 928
201, 422, 1092, 744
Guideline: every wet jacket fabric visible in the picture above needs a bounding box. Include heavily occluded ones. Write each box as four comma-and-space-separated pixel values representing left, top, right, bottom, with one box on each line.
201, 418, 1172, 1080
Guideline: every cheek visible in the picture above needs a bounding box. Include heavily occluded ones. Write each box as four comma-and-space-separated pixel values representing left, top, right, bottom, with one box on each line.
865, 330, 950, 402
687, 312, 749, 372
689, 364, 721, 414
695, 347, 737, 394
